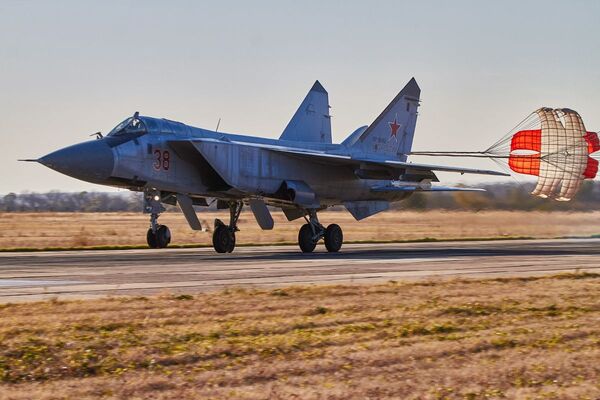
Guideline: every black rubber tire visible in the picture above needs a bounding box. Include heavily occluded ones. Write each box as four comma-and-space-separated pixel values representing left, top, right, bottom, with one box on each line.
146, 228, 158, 248
324, 224, 343, 252
227, 231, 236, 253
298, 224, 317, 253
156, 225, 171, 248
213, 225, 233, 253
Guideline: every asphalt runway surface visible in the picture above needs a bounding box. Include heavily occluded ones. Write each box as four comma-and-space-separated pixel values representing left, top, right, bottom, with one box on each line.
0, 238, 599, 302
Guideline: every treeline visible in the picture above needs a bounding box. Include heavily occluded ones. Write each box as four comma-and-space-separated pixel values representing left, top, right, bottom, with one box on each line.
0, 192, 143, 212
0, 182, 598, 212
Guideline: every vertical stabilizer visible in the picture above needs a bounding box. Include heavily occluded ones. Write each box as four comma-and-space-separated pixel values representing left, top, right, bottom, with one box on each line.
279, 81, 332, 144
351, 78, 420, 161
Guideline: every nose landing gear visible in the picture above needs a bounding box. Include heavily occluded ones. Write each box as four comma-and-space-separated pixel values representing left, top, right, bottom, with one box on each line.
298, 210, 343, 253
212, 201, 242, 253
146, 214, 171, 249
144, 189, 171, 249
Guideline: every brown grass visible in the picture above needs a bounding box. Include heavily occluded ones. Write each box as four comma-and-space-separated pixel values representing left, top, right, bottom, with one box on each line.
1, 210, 600, 250
1, 273, 599, 399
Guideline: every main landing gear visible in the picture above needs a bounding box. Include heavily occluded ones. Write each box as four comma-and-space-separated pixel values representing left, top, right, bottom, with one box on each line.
212, 201, 242, 253
298, 210, 343, 253
144, 189, 171, 249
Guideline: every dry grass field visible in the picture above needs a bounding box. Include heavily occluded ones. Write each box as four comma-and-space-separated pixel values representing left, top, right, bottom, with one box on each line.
0, 273, 599, 399
1, 211, 600, 250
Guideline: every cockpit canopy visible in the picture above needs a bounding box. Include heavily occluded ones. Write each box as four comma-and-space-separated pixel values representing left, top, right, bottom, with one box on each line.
106, 113, 189, 139
107, 116, 147, 137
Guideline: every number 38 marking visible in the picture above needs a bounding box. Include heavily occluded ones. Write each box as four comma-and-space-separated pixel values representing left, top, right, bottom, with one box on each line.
153, 149, 170, 171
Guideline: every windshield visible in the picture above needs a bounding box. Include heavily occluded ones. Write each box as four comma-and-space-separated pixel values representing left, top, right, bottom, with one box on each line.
107, 117, 147, 137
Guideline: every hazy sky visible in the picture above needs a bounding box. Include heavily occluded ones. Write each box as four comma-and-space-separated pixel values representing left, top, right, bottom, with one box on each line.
2, 0, 599, 193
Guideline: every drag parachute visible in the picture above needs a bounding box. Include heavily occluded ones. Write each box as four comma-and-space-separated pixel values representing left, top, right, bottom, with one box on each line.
411, 107, 599, 202
505, 108, 599, 201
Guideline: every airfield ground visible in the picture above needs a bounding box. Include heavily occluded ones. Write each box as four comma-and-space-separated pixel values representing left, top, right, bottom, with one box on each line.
0, 273, 599, 399
1, 210, 600, 250
1, 212, 600, 399
1, 239, 600, 303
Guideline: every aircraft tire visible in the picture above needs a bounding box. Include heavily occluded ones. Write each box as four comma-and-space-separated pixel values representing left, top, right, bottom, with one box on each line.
298, 224, 317, 253
156, 225, 171, 248
213, 225, 234, 253
227, 231, 236, 253
146, 228, 158, 248
324, 224, 343, 252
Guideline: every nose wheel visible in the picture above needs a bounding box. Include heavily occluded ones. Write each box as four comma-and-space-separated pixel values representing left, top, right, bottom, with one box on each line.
298, 210, 343, 253
147, 224, 171, 248
144, 189, 171, 249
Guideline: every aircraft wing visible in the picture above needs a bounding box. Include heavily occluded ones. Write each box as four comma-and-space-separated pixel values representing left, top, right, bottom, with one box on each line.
184, 138, 509, 177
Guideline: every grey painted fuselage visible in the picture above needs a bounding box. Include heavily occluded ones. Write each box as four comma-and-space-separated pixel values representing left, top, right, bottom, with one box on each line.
35, 79, 507, 226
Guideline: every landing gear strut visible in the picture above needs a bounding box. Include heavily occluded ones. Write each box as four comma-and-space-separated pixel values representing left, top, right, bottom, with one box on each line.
144, 189, 171, 249
212, 201, 242, 253
298, 210, 343, 253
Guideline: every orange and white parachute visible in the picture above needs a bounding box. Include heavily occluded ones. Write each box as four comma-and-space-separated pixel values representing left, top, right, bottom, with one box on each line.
506, 108, 599, 201
411, 107, 599, 201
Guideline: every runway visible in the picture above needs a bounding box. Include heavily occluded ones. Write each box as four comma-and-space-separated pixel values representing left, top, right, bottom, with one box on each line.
0, 238, 598, 302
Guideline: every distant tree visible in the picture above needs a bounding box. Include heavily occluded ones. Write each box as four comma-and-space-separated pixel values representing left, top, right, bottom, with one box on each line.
2, 193, 17, 212
399, 193, 428, 211
453, 191, 490, 211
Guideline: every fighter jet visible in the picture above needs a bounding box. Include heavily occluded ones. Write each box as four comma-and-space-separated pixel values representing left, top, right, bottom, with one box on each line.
27, 78, 508, 253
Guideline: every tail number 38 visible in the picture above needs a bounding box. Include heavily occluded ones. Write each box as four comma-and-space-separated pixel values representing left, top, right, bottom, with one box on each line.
153, 149, 170, 171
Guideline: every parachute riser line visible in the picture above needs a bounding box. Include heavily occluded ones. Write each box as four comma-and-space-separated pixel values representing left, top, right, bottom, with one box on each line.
409, 151, 510, 159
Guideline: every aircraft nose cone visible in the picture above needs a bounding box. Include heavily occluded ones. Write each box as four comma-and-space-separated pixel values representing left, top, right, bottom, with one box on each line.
39, 140, 115, 183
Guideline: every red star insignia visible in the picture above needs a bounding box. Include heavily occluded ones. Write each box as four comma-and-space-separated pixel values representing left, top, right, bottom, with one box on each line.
389, 117, 401, 138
